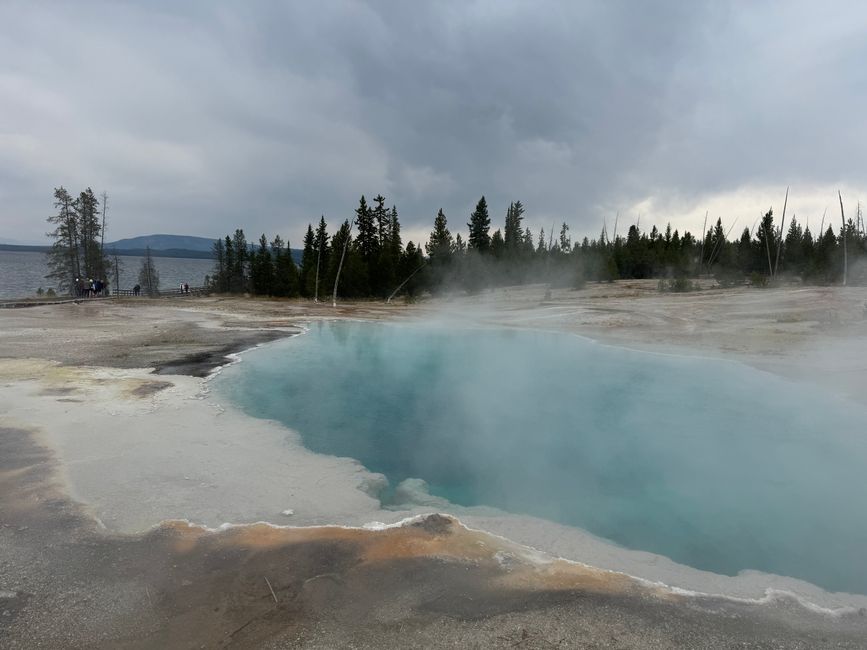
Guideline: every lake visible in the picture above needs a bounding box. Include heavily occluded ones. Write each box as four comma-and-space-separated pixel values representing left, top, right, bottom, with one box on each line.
0, 250, 214, 299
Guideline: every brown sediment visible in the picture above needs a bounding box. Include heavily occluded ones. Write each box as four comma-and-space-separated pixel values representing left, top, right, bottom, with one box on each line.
3, 425, 867, 648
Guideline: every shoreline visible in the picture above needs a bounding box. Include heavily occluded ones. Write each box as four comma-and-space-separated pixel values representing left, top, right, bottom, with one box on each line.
2, 286, 867, 646
207, 325, 867, 614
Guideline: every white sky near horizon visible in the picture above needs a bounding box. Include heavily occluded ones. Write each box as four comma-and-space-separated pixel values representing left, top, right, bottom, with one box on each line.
2, 1, 866, 247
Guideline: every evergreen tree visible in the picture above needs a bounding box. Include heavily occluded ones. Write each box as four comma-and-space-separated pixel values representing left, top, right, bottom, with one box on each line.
74, 188, 107, 281
783, 218, 804, 274
503, 200, 525, 258
467, 196, 491, 253
426, 209, 454, 262
354, 195, 377, 294
223, 235, 235, 292
45, 186, 81, 294
313, 216, 331, 300
230, 229, 248, 291
558, 222, 571, 253
801, 225, 815, 274
211, 238, 226, 291
755, 209, 776, 276
378, 204, 402, 296
299, 224, 316, 298
398, 241, 425, 297
271, 234, 298, 297
736, 227, 752, 273
491, 229, 505, 259
455, 233, 467, 254
327, 220, 358, 297
389, 206, 402, 261
354, 195, 377, 262
250, 234, 274, 295
522, 227, 535, 256
705, 218, 727, 271
372, 194, 389, 246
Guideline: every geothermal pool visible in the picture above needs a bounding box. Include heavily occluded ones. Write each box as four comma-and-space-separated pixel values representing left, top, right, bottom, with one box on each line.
217, 321, 867, 597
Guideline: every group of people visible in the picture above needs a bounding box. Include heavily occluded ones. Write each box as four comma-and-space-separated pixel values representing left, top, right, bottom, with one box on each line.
74, 277, 108, 297
130, 282, 190, 297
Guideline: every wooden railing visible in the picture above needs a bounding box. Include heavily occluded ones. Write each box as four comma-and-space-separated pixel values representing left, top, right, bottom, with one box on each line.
0, 286, 211, 308
113, 286, 210, 297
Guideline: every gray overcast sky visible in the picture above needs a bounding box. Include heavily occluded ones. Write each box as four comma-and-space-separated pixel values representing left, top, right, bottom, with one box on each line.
2, 0, 867, 247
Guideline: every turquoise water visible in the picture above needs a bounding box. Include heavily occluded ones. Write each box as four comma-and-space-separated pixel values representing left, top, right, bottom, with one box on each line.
218, 321, 867, 596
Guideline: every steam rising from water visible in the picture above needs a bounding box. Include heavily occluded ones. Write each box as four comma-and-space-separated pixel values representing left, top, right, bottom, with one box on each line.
218, 321, 867, 596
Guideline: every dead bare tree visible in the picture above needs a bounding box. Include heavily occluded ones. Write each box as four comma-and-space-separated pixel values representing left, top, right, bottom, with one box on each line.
773, 186, 788, 278
749, 215, 760, 239
839, 190, 847, 286
386, 262, 426, 304
314, 224, 323, 303
856, 201, 864, 237
699, 211, 708, 271
100, 191, 108, 260
705, 218, 739, 272
332, 221, 353, 308
113, 252, 120, 298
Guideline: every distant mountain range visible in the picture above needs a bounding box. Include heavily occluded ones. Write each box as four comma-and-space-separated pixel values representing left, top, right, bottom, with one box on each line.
105, 234, 217, 252
1, 233, 302, 263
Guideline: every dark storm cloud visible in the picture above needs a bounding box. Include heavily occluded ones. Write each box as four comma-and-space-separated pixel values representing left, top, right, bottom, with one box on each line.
2, 0, 866, 245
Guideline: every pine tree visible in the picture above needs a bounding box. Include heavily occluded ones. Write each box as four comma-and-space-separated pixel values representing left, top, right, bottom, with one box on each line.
426, 208, 454, 262
250, 234, 274, 295
299, 224, 316, 298
491, 229, 505, 259
783, 218, 804, 274
522, 227, 534, 256
755, 209, 776, 277
372, 194, 389, 246
503, 200, 524, 258
379, 205, 402, 295
313, 216, 331, 300
45, 186, 81, 294
270, 234, 298, 297
801, 225, 815, 277
353, 195, 378, 294
398, 241, 425, 297
558, 222, 571, 253
223, 235, 235, 292
211, 238, 226, 291
467, 196, 491, 253
372, 197, 394, 296
327, 220, 355, 298
736, 227, 751, 273
354, 195, 377, 262
75, 188, 107, 280
537, 228, 547, 254
389, 206, 402, 261
231, 229, 248, 291
706, 218, 727, 271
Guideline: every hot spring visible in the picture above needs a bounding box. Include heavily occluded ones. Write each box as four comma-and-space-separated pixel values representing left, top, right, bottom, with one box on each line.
216, 321, 867, 597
